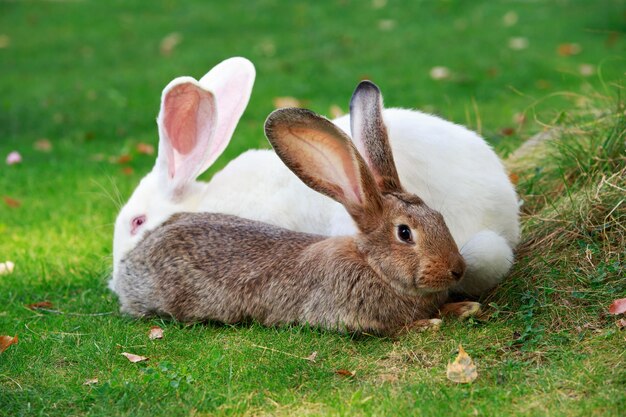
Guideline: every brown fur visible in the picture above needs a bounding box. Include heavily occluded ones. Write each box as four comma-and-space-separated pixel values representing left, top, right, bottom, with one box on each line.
115, 81, 465, 335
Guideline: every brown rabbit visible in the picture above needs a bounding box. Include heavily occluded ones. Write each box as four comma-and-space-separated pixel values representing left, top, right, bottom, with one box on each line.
115, 81, 466, 335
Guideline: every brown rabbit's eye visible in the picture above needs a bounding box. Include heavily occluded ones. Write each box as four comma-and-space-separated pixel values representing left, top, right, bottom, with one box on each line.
397, 224, 413, 243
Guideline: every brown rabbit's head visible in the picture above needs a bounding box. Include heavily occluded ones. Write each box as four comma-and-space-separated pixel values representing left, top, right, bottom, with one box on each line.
265, 81, 465, 297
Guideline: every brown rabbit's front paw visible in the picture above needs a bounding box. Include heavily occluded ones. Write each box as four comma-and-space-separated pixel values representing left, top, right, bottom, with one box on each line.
401, 318, 443, 334
439, 301, 482, 319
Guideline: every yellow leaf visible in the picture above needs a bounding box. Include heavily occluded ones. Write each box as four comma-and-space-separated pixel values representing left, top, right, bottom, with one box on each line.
446, 345, 477, 383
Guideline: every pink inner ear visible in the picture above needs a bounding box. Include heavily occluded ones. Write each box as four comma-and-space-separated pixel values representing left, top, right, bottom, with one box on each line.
291, 126, 363, 206
161, 83, 216, 184
163, 84, 201, 156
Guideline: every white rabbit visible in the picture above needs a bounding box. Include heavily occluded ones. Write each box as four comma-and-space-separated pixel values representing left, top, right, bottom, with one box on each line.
110, 57, 255, 292
202, 83, 520, 296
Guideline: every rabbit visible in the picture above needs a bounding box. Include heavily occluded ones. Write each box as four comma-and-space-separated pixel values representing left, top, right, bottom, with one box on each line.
111, 58, 518, 298
110, 57, 255, 292
202, 83, 520, 296
114, 82, 467, 335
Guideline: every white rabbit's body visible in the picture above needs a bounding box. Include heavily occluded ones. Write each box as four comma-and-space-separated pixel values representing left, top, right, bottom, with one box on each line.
204, 108, 520, 295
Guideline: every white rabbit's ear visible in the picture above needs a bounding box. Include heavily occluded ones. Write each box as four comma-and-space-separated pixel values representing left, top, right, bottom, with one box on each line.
157, 77, 217, 200
196, 57, 256, 172
349, 80, 402, 193
265, 108, 383, 232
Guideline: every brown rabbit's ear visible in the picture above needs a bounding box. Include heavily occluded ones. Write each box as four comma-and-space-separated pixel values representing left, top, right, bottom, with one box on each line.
265, 108, 383, 231
349, 80, 402, 193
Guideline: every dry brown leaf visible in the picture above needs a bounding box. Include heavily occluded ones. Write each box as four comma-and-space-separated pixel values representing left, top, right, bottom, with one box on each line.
160, 32, 182, 57
273, 96, 301, 109
557, 43, 582, 56
3, 196, 21, 208
136, 143, 155, 155
27, 301, 54, 310
34, 139, 53, 152
121, 352, 148, 363
616, 318, 626, 329
306, 351, 318, 362
148, 326, 163, 340
608, 298, 626, 315
117, 154, 132, 164
335, 369, 355, 378
509, 172, 520, 185
0, 335, 18, 354
501, 127, 515, 136
83, 378, 98, 386
446, 345, 477, 383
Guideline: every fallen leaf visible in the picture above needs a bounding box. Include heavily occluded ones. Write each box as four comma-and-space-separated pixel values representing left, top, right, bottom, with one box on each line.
160, 32, 182, 57
616, 318, 626, 329
27, 301, 53, 310
513, 112, 526, 125
136, 143, 155, 155
122, 167, 134, 176
329, 105, 344, 119
6, 151, 22, 165
508, 37, 528, 50
0, 261, 15, 275
306, 351, 318, 362
371, 0, 387, 9
3, 196, 21, 208
502, 11, 518, 27
579, 64, 595, 77
536, 79, 551, 90
273, 96, 301, 109
509, 172, 520, 185
83, 378, 98, 386
378, 19, 396, 31
446, 345, 477, 383
608, 298, 626, 315
0, 35, 10, 49
429, 66, 450, 80
34, 139, 53, 152
117, 154, 132, 164
148, 326, 163, 340
0, 335, 18, 353
557, 43, 582, 56
121, 352, 148, 363
335, 369, 355, 378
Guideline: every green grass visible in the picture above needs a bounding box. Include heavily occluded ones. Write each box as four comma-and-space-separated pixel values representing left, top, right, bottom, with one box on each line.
1, 0, 625, 415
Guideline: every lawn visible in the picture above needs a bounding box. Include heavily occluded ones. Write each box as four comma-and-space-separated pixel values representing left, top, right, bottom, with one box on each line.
1, 0, 625, 416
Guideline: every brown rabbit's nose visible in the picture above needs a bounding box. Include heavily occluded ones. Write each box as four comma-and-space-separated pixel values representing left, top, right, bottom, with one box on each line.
450, 255, 466, 282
